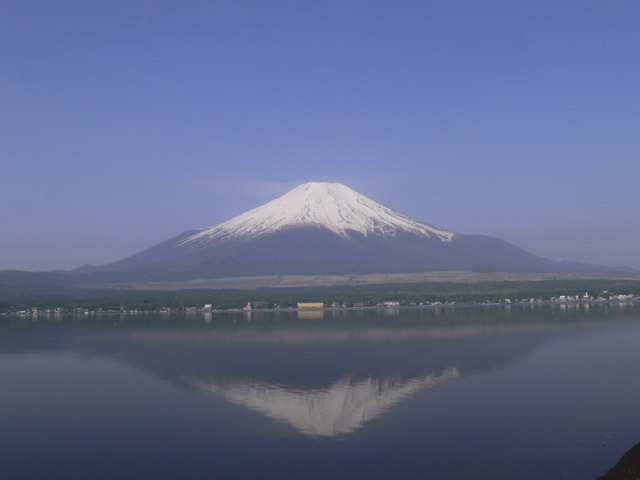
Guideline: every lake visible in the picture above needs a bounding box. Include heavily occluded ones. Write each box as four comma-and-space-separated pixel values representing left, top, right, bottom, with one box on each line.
2, 303, 640, 479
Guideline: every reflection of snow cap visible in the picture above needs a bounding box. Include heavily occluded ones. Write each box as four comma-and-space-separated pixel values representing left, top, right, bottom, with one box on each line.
178, 182, 455, 246
187, 368, 460, 437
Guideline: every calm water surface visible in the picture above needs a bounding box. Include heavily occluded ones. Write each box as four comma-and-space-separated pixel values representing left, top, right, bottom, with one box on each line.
2, 304, 640, 479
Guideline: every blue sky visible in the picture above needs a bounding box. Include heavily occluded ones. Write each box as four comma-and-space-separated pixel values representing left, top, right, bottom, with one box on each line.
1, 1, 639, 271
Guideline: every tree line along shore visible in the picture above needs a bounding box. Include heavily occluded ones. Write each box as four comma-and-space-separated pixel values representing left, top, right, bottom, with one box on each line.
2, 279, 640, 314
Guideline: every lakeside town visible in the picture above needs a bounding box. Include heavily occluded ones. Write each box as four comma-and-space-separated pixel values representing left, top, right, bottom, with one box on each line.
3, 291, 639, 318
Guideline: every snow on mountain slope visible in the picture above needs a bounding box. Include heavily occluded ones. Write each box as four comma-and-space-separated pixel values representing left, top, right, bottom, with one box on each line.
178, 182, 455, 246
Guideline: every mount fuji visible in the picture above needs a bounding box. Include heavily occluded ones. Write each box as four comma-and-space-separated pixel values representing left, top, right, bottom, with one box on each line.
78, 182, 622, 279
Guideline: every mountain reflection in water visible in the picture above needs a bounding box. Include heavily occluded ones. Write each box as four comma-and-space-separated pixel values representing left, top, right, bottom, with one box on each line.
188, 368, 459, 437
2, 305, 640, 480
0, 306, 632, 438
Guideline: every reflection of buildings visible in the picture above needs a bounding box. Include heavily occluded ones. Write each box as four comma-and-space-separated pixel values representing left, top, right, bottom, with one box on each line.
188, 368, 459, 437
297, 310, 324, 320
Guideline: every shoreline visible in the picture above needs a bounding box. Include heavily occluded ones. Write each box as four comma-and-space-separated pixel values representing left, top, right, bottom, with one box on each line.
4, 298, 639, 318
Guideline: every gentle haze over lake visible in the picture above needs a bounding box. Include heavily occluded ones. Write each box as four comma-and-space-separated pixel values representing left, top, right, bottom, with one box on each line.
2, 305, 640, 479
1, 1, 639, 271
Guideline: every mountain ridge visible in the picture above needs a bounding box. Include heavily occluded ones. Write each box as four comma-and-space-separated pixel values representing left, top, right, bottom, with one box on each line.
70, 181, 633, 279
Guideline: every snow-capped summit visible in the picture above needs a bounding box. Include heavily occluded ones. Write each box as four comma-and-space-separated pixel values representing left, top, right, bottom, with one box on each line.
179, 182, 455, 246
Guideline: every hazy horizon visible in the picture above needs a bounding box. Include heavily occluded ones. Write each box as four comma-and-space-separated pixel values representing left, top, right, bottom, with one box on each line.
2, 2, 639, 272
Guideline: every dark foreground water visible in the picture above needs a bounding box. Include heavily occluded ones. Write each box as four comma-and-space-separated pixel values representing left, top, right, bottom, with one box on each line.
2, 303, 640, 479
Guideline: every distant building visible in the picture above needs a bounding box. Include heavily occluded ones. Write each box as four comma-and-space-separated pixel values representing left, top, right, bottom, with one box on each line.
297, 302, 323, 309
